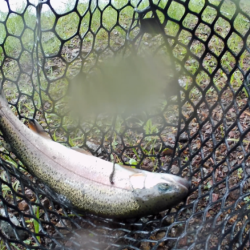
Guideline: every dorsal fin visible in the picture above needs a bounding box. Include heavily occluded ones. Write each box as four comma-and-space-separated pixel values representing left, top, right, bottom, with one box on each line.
28, 119, 51, 140
28, 119, 93, 155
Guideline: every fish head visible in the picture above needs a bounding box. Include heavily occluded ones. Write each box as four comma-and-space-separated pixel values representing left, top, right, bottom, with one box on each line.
130, 172, 190, 215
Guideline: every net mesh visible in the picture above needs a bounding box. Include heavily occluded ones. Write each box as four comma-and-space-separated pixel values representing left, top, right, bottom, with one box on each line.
0, 0, 250, 249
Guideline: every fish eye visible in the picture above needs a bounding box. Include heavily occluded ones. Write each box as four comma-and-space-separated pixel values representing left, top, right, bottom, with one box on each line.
158, 183, 169, 191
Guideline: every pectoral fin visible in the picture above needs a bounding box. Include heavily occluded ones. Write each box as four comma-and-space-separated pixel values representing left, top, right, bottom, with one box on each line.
28, 119, 93, 155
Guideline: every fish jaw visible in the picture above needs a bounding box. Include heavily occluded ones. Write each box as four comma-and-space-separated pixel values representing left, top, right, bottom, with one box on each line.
161, 174, 190, 192
129, 172, 190, 216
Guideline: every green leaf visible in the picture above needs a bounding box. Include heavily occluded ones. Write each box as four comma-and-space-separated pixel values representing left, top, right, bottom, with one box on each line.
33, 206, 41, 243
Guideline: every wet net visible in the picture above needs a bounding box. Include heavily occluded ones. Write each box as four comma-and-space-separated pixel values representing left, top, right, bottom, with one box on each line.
0, 0, 250, 249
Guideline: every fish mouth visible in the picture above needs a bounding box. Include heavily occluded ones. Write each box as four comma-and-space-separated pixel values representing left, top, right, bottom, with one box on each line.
178, 178, 190, 192
165, 174, 190, 192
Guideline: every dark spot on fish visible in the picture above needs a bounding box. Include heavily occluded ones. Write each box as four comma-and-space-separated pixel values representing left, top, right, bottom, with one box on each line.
53, 156, 56, 159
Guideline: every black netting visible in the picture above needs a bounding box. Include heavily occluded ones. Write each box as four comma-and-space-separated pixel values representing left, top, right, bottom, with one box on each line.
0, 0, 250, 249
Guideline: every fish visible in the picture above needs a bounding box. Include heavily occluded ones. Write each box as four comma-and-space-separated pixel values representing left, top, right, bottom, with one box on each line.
0, 89, 190, 218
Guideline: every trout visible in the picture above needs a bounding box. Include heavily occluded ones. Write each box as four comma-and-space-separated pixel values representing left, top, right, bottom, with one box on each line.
0, 90, 190, 218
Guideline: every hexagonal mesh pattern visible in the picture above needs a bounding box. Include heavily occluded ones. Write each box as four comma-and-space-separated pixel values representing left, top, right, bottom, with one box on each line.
0, 0, 250, 249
